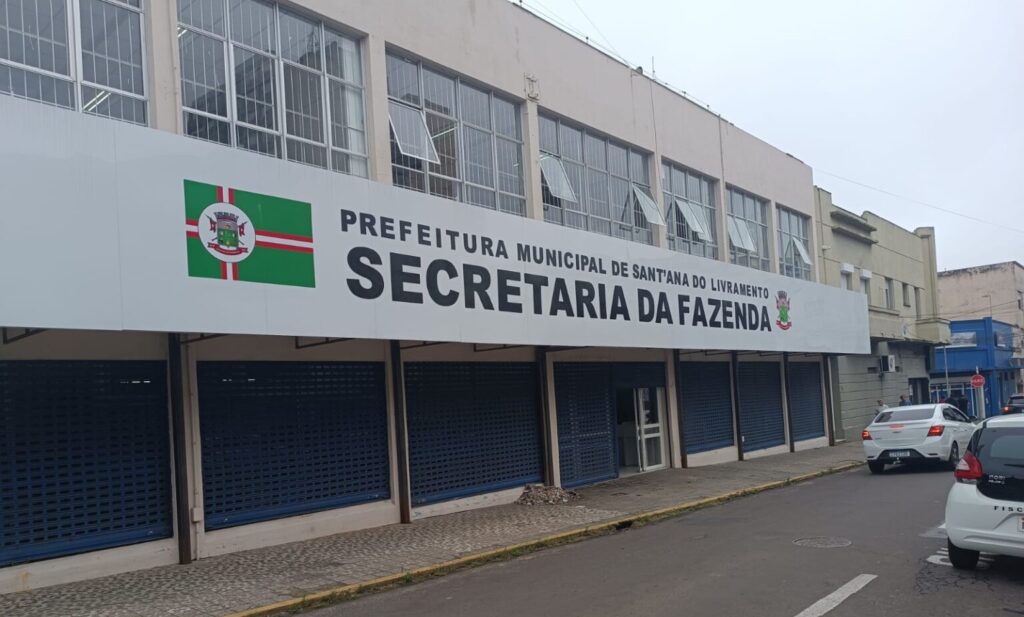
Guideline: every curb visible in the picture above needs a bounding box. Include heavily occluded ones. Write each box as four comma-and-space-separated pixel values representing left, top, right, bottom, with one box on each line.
223, 460, 864, 617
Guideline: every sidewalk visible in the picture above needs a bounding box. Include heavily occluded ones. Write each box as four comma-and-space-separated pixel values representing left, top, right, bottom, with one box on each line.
0, 442, 863, 617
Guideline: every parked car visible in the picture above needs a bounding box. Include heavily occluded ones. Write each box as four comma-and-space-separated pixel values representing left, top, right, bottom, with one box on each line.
945, 414, 1024, 569
1000, 394, 1024, 415
862, 404, 976, 474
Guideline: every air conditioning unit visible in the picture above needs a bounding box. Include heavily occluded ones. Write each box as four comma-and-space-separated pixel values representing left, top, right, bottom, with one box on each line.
879, 355, 898, 373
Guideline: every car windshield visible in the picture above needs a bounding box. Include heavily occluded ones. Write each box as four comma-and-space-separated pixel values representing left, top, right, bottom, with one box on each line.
874, 408, 935, 423
1009, 396, 1024, 404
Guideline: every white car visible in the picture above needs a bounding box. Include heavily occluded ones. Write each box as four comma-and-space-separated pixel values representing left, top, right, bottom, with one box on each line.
945, 414, 1024, 569
861, 404, 976, 474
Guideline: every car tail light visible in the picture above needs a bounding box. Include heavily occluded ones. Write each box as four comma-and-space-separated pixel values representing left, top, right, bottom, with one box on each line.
927, 425, 944, 437
954, 451, 983, 483
861, 430, 871, 440
1003, 406, 1013, 414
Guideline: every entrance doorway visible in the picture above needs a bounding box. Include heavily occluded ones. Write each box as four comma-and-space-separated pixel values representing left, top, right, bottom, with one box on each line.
616, 387, 667, 474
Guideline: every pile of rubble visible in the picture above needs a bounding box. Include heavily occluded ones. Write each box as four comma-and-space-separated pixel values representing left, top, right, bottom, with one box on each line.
516, 484, 580, 506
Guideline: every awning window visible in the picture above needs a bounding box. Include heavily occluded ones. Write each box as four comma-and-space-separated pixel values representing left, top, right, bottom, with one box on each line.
788, 237, 813, 266
726, 215, 757, 252
675, 199, 710, 241
631, 184, 665, 226
388, 101, 440, 163
539, 154, 579, 203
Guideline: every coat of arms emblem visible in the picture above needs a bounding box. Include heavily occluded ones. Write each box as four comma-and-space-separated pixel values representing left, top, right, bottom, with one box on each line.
776, 290, 792, 331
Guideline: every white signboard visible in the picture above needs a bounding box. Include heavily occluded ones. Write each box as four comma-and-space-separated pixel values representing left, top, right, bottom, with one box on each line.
0, 99, 869, 353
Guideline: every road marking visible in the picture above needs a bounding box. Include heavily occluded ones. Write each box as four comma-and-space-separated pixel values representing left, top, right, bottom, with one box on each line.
794, 574, 877, 617
926, 546, 994, 569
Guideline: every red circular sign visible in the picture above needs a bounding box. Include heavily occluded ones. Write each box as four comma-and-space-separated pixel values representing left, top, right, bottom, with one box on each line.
971, 374, 986, 388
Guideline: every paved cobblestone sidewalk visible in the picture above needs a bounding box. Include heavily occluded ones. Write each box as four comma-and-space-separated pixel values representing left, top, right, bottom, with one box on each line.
0, 442, 862, 617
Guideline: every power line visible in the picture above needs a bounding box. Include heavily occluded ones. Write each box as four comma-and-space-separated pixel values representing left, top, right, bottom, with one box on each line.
815, 169, 1024, 236
569, 0, 623, 59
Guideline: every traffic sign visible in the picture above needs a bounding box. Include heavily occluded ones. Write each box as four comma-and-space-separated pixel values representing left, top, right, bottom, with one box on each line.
971, 374, 986, 388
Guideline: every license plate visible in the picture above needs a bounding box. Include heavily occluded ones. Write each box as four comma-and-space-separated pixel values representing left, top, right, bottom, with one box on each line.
1019, 517, 1024, 533
889, 450, 912, 459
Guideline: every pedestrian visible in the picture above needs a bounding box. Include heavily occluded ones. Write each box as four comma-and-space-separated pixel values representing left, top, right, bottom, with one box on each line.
898, 394, 911, 406
875, 399, 888, 416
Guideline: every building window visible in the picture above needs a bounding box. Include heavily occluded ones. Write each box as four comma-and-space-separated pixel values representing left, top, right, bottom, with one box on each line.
840, 271, 852, 290
726, 187, 770, 271
884, 277, 895, 309
538, 113, 663, 244
177, 0, 368, 176
662, 161, 717, 259
903, 283, 912, 307
385, 53, 525, 216
860, 274, 871, 303
777, 206, 813, 280
0, 0, 147, 124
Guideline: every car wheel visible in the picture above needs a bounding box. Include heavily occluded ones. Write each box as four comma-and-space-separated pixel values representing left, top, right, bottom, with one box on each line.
868, 460, 885, 474
947, 539, 979, 570
947, 442, 960, 470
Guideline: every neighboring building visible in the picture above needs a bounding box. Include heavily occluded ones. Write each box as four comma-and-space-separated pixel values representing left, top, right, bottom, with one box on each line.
0, 0, 868, 593
937, 261, 1024, 386
814, 188, 950, 438
931, 318, 1018, 417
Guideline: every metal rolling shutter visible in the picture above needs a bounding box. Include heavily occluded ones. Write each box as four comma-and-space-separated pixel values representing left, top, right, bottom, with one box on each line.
788, 362, 825, 441
678, 362, 735, 454
555, 363, 616, 488
405, 363, 542, 505
611, 362, 666, 388
198, 362, 389, 530
0, 361, 172, 567
737, 362, 786, 452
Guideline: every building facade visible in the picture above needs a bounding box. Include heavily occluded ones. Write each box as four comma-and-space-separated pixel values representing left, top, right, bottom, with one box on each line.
931, 318, 1019, 417
937, 262, 1024, 386
814, 188, 949, 439
0, 0, 868, 593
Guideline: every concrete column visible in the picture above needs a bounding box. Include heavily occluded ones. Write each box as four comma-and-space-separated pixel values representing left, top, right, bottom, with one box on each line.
545, 353, 561, 487
716, 117, 731, 264
766, 201, 780, 275
523, 98, 544, 221
665, 349, 684, 468
363, 34, 392, 185
181, 338, 204, 560
387, 341, 412, 522
782, 353, 794, 452
730, 352, 744, 461
147, 0, 181, 133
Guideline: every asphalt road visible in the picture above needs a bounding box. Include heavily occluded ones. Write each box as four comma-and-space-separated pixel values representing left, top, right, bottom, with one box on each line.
312, 464, 1024, 617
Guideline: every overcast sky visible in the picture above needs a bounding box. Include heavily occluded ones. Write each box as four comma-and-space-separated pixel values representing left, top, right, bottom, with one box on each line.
515, 0, 1023, 271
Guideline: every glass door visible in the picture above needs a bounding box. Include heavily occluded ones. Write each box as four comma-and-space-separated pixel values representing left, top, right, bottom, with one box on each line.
634, 387, 666, 471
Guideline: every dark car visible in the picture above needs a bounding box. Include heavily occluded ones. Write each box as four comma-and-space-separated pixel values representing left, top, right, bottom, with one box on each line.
1001, 394, 1024, 415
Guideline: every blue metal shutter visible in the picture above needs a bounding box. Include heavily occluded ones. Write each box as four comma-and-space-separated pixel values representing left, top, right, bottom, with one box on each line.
555, 363, 617, 488
788, 362, 825, 441
737, 362, 786, 452
198, 362, 389, 530
0, 361, 172, 567
611, 362, 666, 388
678, 362, 735, 453
405, 362, 542, 505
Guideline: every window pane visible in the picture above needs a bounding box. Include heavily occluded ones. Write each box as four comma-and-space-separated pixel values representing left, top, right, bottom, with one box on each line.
234, 47, 276, 130
283, 64, 323, 143
229, 0, 276, 53
538, 155, 577, 203
422, 67, 455, 115
80, 0, 144, 96
179, 0, 226, 36
184, 110, 231, 144
386, 53, 419, 105
463, 125, 494, 187
587, 169, 610, 220
607, 142, 627, 177
629, 150, 646, 182
0, 61, 74, 108
388, 100, 438, 163
585, 134, 606, 170
236, 124, 279, 156
286, 137, 326, 168
324, 29, 360, 84
559, 124, 582, 162
608, 176, 629, 222
1, 0, 71, 75
329, 80, 365, 154
81, 84, 145, 124
465, 185, 495, 209
632, 185, 663, 225
538, 114, 558, 153
179, 29, 227, 117
496, 137, 523, 195
425, 112, 457, 177
332, 150, 368, 177
278, 10, 320, 70
493, 97, 518, 138
459, 82, 490, 128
